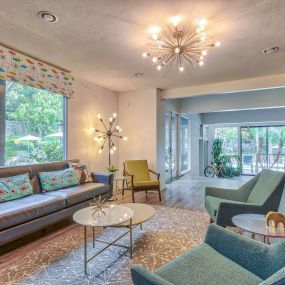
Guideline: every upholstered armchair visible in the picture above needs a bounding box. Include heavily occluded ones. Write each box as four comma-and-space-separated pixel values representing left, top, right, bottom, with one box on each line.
131, 224, 285, 285
123, 160, 161, 203
205, 169, 285, 227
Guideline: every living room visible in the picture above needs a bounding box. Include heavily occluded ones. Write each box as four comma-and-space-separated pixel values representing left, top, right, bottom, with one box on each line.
1, 1, 285, 284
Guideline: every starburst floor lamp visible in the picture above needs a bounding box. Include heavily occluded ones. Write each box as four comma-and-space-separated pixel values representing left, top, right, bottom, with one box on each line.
93, 113, 127, 165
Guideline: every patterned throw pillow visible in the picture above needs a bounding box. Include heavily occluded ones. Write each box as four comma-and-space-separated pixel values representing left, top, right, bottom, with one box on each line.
69, 163, 88, 184
39, 168, 79, 192
0, 173, 33, 202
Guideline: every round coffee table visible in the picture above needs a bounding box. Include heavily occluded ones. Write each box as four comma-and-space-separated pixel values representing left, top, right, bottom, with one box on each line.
115, 203, 155, 229
73, 204, 134, 274
232, 213, 285, 244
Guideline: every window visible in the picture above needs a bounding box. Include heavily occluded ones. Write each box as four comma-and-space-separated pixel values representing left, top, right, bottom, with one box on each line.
0, 80, 65, 166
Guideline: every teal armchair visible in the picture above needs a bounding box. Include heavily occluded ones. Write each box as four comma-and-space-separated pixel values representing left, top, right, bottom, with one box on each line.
131, 224, 285, 285
205, 170, 285, 227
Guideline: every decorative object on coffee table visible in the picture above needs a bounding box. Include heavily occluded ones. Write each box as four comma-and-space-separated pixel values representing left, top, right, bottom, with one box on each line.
89, 113, 127, 165
89, 195, 106, 218
266, 211, 285, 228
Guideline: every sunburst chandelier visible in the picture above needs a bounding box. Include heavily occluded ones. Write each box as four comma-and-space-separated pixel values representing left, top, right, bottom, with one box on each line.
142, 16, 220, 75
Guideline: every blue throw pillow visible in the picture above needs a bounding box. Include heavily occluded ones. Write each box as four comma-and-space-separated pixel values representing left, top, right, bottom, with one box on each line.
39, 168, 79, 192
0, 173, 33, 202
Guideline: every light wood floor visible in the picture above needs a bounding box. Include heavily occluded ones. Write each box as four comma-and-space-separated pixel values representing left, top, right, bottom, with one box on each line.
118, 174, 249, 210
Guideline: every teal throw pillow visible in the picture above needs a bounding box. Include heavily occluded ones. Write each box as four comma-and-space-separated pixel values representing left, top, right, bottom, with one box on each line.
0, 173, 33, 202
39, 168, 79, 192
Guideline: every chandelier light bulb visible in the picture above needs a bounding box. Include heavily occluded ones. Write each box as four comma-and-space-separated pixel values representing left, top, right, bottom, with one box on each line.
98, 149, 102, 154
202, 50, 208, 56
149, 26, 161, 34
113, 113, 117, 118
215, 41, 221, 47
152, 33, 158, 40
198, 18, 207, 27
113, 146, 117, 151
157, 65, 162, 70
174, 47, 180, 54
199, 61, 204, 66
200, 55, 204, 60
179, 66, 184, 72
97, 114, 101, 119
142, 52, 148, 58
123, 137, 128, 141
152, 57, 158, 63
116, 125, 120, 130
87, 127, 95, 134
109, 117, 113, 122
169, 15, 182, 26
110, 149, 114, 154
119, 128, 123, 132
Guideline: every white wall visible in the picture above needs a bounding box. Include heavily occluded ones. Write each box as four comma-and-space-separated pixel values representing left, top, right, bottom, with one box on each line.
67, 78, 119, 172
118, 89, 157, 171
118, 88, 166, 188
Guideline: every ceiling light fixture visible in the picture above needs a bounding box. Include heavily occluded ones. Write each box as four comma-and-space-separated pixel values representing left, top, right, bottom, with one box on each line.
38, 11, 58, 23
262, 47, 279, 54
142, 16, 220, 75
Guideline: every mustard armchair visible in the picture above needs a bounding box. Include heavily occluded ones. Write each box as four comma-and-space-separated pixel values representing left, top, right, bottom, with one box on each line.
123, 160, 161, 203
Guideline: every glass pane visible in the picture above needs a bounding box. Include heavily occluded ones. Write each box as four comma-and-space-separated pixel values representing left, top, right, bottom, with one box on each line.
214, 127, 239, 168
241, 126, 267, 175
4, 81, 65, 166
267, 126, 285, 172
165, 112, 171, 180
171, 113, 177, 178
180, 117, 189, 172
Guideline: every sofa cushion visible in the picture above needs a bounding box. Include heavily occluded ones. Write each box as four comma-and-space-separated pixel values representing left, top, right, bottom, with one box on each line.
39, 168, 79, 192
44, 182, 110, 206
247, 170, 285, 204
0, 173, 33, 202
155, 243, 262, 285
0, 194, 65, 230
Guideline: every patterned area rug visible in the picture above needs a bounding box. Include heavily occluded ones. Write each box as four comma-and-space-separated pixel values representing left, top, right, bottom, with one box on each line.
0, 206, 209, 285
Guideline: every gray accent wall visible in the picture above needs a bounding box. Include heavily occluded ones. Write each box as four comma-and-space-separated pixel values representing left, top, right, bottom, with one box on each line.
202, 108, 285, 125
171, 87, 285, 114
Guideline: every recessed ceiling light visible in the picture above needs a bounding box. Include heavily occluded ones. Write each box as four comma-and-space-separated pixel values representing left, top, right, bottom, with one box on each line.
262, 47, 279, 54
134, 73, 144, 78
38, 11, 58, 23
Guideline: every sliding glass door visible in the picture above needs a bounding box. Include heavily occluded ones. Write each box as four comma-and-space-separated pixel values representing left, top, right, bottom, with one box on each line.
180, 116, 190, 173
165, 111, 178, 181
241, 126, 285, 175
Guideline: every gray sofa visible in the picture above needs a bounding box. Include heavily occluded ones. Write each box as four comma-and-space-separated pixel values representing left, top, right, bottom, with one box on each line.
0, 160, 113, 246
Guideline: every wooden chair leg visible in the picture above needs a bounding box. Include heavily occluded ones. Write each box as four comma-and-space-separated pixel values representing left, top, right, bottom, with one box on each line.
122, 180, 125, 196
158, 188, 161, 201
131, 188, 135, 203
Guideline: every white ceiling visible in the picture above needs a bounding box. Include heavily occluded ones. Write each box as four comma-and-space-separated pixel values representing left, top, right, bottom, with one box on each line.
0, 0, 285, 93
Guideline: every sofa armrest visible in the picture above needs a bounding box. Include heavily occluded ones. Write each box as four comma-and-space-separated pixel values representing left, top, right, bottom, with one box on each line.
216, 201, 266, 226
131, 265, 173, 285
91, 172, 114, 186
204, 224, 284, 280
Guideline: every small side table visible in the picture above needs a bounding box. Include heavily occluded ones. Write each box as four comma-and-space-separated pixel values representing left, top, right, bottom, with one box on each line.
114, 175, 128, 196
232, 214, 285, 244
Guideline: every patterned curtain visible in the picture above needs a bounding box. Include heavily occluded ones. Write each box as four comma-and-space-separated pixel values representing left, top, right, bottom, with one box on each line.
0, 45, 74, 97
